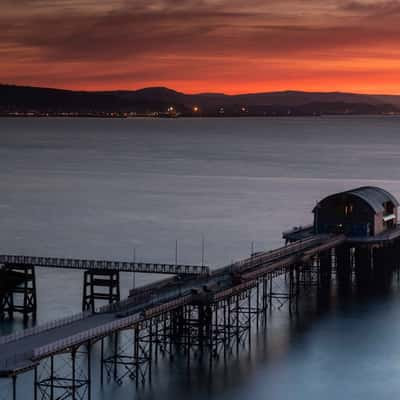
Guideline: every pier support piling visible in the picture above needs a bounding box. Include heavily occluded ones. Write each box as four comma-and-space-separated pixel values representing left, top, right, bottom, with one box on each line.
103, 323, 152, 386
354, 246, 372, 288
0, 264, 36, 321
35, 344, 91, 400
82, 270, 120, 312
335, 246, 353, 291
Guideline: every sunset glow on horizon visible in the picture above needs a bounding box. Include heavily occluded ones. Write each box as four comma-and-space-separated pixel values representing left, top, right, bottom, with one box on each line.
2, 0, 400, 95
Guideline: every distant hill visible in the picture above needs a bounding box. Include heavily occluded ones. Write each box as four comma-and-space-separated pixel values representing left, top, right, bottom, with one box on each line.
373, 95, 400, 108
1, 84, 399, 116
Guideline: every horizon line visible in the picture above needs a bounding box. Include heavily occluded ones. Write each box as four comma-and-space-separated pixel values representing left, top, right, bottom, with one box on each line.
2, 82, 400, 98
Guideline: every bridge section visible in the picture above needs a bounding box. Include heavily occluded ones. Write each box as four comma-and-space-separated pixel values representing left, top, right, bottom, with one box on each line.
0, 233, 347, 396
0, 255, 209, 275
0, 255, 209, 320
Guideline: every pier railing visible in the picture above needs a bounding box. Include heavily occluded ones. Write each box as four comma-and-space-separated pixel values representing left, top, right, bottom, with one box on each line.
32, 295, 192, 359
96, 292, 155, 314
0, 352, 36, 372
0, 255, 210, 275
227, 234, 329, 274
0, 311, 91, 345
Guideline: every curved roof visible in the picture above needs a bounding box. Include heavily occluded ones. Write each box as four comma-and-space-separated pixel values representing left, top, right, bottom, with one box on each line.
314, 186, 399, 213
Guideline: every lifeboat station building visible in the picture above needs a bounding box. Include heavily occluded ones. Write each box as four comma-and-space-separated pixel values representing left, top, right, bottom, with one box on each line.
282, 186, 400, 286
283, 186, 400, 244
313, 186, 398, 238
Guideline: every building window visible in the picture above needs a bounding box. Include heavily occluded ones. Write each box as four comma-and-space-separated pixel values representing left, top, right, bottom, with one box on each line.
344, 204, 353, 216
384, 201, 394, 215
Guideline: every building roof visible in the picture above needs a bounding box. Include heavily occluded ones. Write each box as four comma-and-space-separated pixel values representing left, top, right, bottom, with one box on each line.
314, 186, 399, 213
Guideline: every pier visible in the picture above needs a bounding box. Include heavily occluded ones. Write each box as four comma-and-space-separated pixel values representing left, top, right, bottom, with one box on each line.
0, 257, 208, 319
1, 186, 400, 400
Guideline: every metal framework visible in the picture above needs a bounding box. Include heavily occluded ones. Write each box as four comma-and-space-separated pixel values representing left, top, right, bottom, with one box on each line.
0, 255, 209, 275
35, 343, 91, 400
0, 264, 37, 321
4, 235, 400, 400
102, 323, 153, 387
82, 270, 120, 312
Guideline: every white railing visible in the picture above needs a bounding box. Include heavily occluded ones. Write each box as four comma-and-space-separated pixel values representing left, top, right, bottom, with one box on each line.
0, 311, 91, 345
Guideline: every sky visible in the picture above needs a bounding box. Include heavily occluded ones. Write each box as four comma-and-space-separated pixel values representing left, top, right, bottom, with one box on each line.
1, 0, 400, 94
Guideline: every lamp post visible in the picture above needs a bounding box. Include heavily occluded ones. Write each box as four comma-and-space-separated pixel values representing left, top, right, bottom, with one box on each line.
132, 247, 136, 289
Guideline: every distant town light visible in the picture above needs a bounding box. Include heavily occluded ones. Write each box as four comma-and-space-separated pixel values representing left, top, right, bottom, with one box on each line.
193, 106, 199, 112
168, 106, 175, 112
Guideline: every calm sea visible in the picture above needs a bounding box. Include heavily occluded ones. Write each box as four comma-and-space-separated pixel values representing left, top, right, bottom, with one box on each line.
1, 116, 400, 399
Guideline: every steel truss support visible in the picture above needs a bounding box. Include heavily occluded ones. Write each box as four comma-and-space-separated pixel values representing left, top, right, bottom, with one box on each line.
35, 343, 92, 400
372, 246, 393, 288
335, 245, 353, 290
82, 269, 120, 312
313, 250, 334, 308
253, 277, 269, 329
0, 264, 37, 321
297, 257, 320, 292
0, 376, 17, 400
267, 265, 298, 312
209, 290, 254, 360
354, 246, 373, 288
391, 240, 400, 283
173, 285, 267, 365
318, 250, 333, 289
102, 321, 153, 387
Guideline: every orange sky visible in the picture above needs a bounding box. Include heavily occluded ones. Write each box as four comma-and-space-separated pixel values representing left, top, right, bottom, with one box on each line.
2, 0, 400, 94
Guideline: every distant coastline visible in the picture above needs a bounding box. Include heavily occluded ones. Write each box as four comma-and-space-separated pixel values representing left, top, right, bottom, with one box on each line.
1, 84, 399, 118
2, 112, 400, 119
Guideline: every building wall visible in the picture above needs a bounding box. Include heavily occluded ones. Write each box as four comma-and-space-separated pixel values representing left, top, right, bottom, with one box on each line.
374, 212, 384, 236
315, 194, 376, 236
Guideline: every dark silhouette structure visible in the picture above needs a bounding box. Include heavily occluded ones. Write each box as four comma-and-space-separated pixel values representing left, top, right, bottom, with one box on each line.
314, 186, 399, 237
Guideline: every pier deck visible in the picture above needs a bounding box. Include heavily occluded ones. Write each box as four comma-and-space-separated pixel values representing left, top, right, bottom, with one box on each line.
0, 234, 344, 377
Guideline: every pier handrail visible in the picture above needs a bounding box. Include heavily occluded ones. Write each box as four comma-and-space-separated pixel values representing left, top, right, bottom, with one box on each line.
0, 254, 209, 275
0, 311, 92, 345
32, 314, 140, 359
95, 291, 156, 314
32, 295, 193, 359
0, 351, 35, 371
0, 233, 349, 371
229, 234, 330, 273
